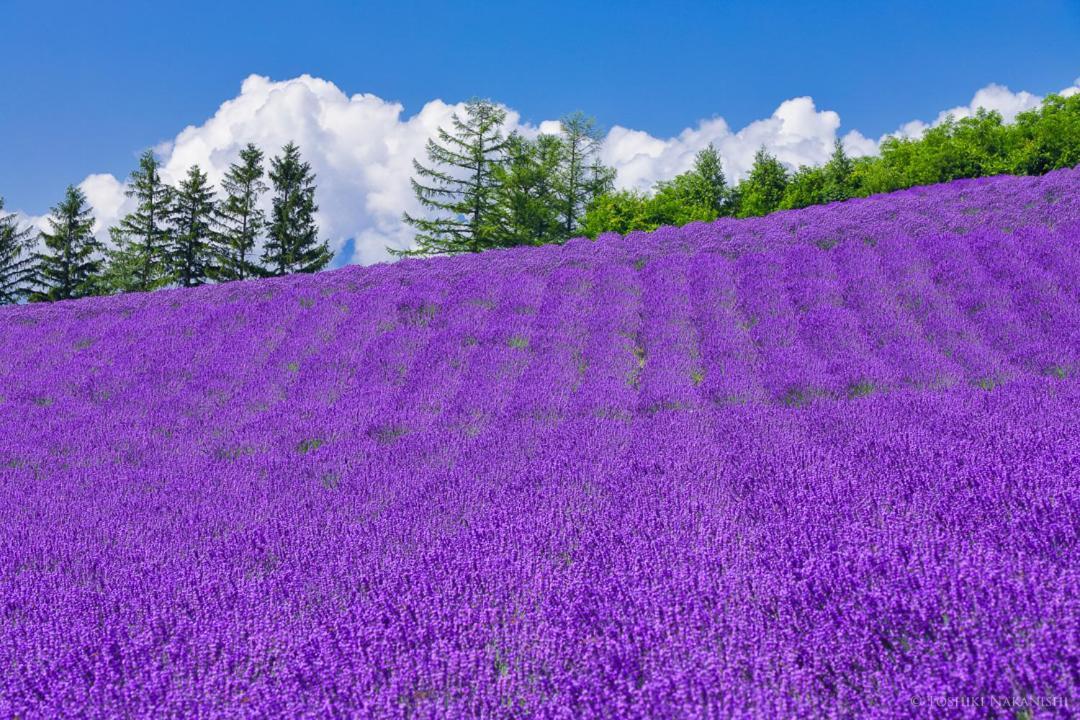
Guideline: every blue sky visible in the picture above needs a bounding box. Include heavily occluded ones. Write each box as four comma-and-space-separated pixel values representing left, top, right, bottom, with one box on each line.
2, 0, 1078, 262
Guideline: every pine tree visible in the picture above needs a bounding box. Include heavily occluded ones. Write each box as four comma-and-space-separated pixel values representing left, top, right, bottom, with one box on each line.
212, 143, 267, 281
822, 139, 855, 203
31, 186, 103, 302
493, 134, 564, 247
168, 165, 216, 287
261, 142, 330, 275
111, 150, 172, 292
555, 112, 615, 238
736, 147, 789, 218
398, 98, 513, 256
0, 197, 37, 304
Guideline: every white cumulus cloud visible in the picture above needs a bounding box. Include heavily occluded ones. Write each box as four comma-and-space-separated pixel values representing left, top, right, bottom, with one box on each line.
13, 73, 1079, 266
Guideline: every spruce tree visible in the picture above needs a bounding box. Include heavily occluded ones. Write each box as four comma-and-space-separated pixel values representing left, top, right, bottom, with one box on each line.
168, 165, 216, 287
261, 142, 330, 275
493, 134, 564, 247
101, 228, 141, 295
111, 150, 172, 292
212, 143, 267, 281
398, 98, 513, 255
31, 186, 103, 302
736, 147, 789, 218
0, 197, 37, 304
555, 112, 615, 238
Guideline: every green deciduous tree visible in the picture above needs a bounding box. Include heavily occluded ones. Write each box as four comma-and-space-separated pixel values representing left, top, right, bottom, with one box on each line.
400, 99, 513, 255
686, 143, 730, 216
168, 165, 216, 287
262, 142, 331, 275
212, 143, 267, 281
0, 197, 37, 304
736, 147, 789, 217
822, 139, 855, 203
31, 186, 103, 302
580, 190, 654, 238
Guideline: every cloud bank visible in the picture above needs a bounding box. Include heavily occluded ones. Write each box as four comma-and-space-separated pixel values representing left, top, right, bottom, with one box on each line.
15, 74, 1080, 265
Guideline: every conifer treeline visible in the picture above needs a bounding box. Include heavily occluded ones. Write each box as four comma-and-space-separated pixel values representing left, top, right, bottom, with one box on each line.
396, 101, 615, 256
0, 142, 329, 304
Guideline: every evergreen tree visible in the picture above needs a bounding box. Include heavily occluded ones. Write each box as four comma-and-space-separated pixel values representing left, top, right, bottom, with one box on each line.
101, 228, 143, 295
555, 112, 615, 237
31, 186, 103, 302
168, 165, 216, 287
262, 142, 331, 275
493, 134, 564, 246
212, 143, 267, 281
399, 98, 513, 255
111, 150, 172, 292
0, 197, 37, 304
736, 147, 789, 217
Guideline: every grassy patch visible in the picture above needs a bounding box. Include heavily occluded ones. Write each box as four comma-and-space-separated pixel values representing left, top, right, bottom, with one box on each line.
509, 336, 529, 350
398, 301, 439, 327
213, 445, 255, 461
320, 472, 341, 490
297, 437, 324, 454
370, 424, 409, 445
286, 361, 300, 373
815, 237, 839, 250
847, 381, 875, 399
1046, 364, 1069, 380
781, 387, 828, 407
691, 369, 705, 386
626, 341, 646, 389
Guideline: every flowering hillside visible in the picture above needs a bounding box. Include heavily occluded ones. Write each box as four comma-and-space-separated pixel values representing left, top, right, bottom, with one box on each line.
1, 169, 1078, 717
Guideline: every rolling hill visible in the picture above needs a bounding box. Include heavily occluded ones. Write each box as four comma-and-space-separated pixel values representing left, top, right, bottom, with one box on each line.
1, 168, 1078, 717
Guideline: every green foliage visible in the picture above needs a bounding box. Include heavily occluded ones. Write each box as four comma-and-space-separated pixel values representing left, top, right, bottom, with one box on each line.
579, 190, 654, 238
555, 111, 615, 237
580, 144, 730, 236
402, 106, 615, 252
585, 93, 1080, 235
686, 143, 730, 215
31, 186, 104, 302
0, 197, 36, 304
399, 98, 514, 256
822, 139, 855, 203
110, 150, 173, 293
737, 147, 789, 217
262, 142, 331, 275
168, 165, 216, 287
212, 143, 267, 281
493, 134, 564, 247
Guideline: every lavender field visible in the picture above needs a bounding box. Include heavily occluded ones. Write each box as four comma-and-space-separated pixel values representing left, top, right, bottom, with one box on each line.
2, 169, 1079, 718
